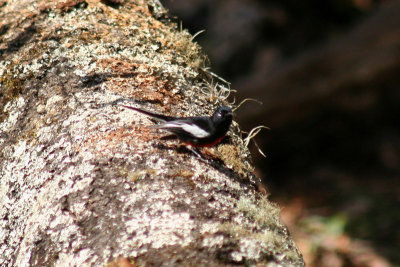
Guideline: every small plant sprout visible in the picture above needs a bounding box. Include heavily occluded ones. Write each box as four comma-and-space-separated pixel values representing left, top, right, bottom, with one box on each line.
191, 29, 206, 41
243, 125, 270, 157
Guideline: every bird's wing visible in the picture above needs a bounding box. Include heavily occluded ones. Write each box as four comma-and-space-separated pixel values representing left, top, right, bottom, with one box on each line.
160, 120, 211, 138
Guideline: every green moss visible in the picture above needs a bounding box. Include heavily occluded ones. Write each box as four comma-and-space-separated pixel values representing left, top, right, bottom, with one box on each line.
0, 43, 50, 123
215, 144, 254, 177
215, 196, 302, 263
164, 28, 208, 69
119, 167, 158, 182
18, 119, 40, 143
237, 196, 281, 230
0, 69, 24, 122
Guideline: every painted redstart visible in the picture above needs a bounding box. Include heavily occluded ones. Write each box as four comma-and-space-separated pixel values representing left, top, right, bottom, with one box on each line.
121, 105, 233, 148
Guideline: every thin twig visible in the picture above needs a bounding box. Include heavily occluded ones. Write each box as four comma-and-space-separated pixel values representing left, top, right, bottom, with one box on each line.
253, 139, 267, 157
243, 125, 270, 157
233, 98, 263, 111
191, 29, 206, 41
202, 68, 231, 85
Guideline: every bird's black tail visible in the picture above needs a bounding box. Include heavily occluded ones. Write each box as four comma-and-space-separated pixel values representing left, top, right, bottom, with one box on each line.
121, 105, 176, 122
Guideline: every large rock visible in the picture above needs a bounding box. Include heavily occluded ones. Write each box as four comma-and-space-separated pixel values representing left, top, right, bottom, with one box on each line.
0, 0, 304, 266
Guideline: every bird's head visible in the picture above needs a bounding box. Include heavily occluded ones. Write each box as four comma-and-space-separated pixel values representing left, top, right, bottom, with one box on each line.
212, 106, 233, 126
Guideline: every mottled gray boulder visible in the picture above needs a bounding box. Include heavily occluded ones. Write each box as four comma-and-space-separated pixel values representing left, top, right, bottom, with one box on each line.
0, 0, 304, 266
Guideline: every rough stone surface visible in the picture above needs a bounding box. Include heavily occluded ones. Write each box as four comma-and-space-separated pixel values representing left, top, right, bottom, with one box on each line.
0, 0, 304, 266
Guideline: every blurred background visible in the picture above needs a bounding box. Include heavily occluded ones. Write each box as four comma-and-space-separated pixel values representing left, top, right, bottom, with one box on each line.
164, 0, 400, 266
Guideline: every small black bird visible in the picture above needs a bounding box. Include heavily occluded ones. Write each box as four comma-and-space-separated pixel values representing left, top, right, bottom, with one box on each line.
122, 105, 233, 147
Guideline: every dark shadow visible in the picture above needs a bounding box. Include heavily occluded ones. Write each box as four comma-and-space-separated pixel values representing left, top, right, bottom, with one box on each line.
79, 72, 138, 89
0, 23, 10, 37
0, 24, 36, 58
258, 92, 400, 264
100, 0, 123, 9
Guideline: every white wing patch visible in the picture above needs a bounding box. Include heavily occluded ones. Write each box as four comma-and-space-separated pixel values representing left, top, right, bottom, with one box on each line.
162, 122, 210, 138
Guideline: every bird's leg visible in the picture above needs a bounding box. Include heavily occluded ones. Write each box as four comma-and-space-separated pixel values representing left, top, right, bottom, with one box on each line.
185, 146, 213, 164
187, 146, 202, 158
